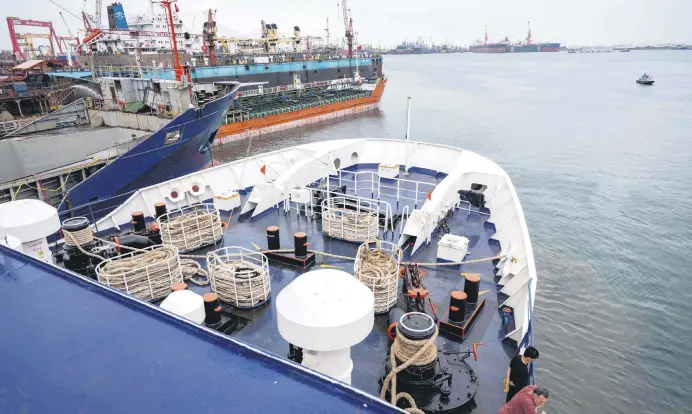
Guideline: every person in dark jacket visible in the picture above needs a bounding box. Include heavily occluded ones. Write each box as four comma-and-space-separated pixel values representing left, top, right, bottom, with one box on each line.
505, 346, 539, 402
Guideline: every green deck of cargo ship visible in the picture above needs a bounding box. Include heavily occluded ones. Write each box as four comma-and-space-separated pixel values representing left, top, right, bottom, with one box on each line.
219, 84, 372, 123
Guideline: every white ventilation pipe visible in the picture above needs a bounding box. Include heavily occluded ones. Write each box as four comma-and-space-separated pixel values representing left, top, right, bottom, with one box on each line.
0, 200, 60, 263
276, 269, 374, 384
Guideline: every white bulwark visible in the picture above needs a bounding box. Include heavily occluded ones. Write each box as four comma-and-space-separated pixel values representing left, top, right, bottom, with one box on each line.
95, 138, 538, 345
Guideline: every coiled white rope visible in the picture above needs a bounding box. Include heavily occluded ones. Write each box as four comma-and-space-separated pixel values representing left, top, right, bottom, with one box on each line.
63, 227, 94, 247
179, 259, 210, 286
380, 325, 439, 414
322, 209, 379, 242
207, 252, 271, 308
96, 245, 183, 301
159, 208, 223, 252
355, 241, 400, 313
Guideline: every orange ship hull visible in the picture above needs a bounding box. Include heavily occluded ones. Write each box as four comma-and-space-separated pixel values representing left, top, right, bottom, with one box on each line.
215, 79, 387, 145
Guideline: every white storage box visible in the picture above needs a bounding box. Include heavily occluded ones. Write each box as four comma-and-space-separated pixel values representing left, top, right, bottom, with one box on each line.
378, 163, 399, 179
437, 234, 469, 262
291, 187, 312, 204
213, 190, 241, 211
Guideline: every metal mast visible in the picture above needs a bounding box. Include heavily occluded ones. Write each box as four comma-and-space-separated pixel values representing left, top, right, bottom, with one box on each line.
325, 17, 329, 47
153, 0, 184, 82
342, 0, 353, 57
203, 9, 217, 65
94, 0, 103, 26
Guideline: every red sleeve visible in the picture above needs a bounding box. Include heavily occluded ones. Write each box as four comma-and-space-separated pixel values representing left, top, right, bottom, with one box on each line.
519, 387, 537, 414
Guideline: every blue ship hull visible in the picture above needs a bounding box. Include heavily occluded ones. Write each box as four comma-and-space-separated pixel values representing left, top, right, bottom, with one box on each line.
0, 244, 397, 413
59, 87, 239, 220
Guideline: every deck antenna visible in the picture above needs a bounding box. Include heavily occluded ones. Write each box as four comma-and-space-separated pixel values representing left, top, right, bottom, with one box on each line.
405, 96, 412, 140
526, 21, 531, 45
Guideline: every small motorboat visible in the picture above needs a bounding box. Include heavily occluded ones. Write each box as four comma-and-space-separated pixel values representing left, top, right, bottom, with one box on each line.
636, 73, 655, 85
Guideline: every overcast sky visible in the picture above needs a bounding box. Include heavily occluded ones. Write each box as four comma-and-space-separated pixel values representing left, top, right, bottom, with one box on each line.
3, 0, 691, 50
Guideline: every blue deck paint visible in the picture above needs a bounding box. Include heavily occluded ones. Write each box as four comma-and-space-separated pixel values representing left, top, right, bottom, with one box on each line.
172, 166, 518, 412
6, 165, 525, 413
0, 245, 399, 414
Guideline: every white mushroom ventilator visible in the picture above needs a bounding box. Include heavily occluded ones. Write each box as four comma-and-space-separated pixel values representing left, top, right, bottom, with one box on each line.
0, 200, 60, 263
276, 269, 374, 384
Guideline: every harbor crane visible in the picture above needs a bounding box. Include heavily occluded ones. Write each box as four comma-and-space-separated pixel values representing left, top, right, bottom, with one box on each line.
341, 0, 354, 57
6, 17, 64, 60
203, 9, 217, 65
152, 0, 186, 82
58, 12, 80, 62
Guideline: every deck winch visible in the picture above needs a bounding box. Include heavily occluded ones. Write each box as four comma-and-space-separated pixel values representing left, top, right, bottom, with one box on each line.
59, 212, 162, 278
380, 312, 479, 413
61, 217, 115, 277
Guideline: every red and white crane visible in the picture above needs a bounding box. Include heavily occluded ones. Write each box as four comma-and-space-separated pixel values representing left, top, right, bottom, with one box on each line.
202, 8, 217, 66
6, 17, 63, 60
152, 0, 186, 82
341, 0, 354, 57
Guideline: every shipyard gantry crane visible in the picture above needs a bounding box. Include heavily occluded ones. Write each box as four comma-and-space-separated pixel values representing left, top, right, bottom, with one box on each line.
6, 17, 63, 60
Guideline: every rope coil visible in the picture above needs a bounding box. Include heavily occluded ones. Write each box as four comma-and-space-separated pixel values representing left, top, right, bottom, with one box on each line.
322, 197, 379, 243
63, 227, 94, 246
355, 240, 401, 313
380, 324, 439, 414
159, 204, 223, 252
206, 247, 271, 308
95, 245, 183, 301
62, 217, 95, 247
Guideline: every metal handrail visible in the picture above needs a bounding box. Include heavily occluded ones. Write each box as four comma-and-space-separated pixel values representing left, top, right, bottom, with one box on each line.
0, 119, 33, 136
527, 278, 537, 385
398, 205, 410, 235
335, 170, 436, 209
284, 184, 395, 232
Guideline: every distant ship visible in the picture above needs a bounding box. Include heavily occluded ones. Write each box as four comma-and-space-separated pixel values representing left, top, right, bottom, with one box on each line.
470, 43, 509, 53
471, 23, 560, 54
536, 42, 560, 52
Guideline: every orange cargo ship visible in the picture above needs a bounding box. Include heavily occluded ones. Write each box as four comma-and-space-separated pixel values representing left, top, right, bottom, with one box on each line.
214, 78, 386, 145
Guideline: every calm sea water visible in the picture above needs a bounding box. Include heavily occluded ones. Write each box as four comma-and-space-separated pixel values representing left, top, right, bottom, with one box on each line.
214, 51, 692, 414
